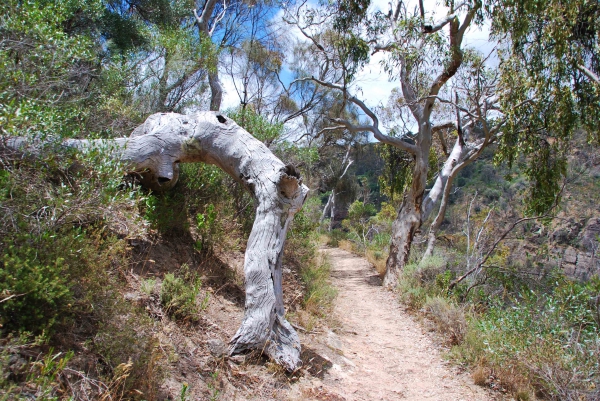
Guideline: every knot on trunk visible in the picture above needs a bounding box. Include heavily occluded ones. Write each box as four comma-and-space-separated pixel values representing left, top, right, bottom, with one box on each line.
279, 165, 302, 196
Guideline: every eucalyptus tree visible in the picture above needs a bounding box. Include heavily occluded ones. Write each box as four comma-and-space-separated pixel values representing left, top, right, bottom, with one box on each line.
285, 0, 600, 289
285, 0, 511, 288
195, 0, 292, 112
103, 0, 217, 113
489, 0, 600, 214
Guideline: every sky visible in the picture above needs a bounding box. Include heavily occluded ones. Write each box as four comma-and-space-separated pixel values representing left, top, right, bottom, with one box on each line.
220, 0, 498, 125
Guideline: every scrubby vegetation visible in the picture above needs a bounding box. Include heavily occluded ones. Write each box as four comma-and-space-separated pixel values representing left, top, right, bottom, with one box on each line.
2, 0, 599, 398
323, 139, 600, 400
0, 1, 331, 394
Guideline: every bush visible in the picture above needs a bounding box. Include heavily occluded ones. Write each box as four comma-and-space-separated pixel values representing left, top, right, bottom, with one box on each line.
301, 254, 337, 318
454, 278, 600, 399
423, 297, 467, 345
0, 245, 70, 332
160, 269, 202, 322
397, 256, 447, 310
327, 229, 347, 247
144, 191, 189, 235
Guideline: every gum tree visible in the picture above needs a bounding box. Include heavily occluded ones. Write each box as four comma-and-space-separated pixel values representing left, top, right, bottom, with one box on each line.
4, 111, 309, 371
286, 0, 599, 288
285, 0, 503, 288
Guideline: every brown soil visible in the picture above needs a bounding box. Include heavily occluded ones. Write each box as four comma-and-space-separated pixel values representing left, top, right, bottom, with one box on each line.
289, 247, 500, 401
121, 242, 502, 400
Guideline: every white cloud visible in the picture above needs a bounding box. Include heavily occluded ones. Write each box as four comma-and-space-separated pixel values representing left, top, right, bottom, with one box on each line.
220, 70, 241, 111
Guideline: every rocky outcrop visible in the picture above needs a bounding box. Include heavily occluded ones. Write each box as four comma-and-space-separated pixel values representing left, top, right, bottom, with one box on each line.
551, 217, 600, 281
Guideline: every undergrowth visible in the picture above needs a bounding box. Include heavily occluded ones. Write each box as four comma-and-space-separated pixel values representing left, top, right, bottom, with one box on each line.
400, 251, 600, 400
324, 204, 600, 399
286, 197, 337, 331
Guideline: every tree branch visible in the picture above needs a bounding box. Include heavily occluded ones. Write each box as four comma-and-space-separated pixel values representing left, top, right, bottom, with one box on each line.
578, 64, 600, 84
309, 77, 419, 154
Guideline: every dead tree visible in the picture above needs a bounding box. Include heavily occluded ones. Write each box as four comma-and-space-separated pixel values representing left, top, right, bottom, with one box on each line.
4, 111, 308, 371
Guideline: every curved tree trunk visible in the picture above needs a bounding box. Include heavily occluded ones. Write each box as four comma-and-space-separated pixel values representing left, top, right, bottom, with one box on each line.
421, 129, 493, 261
4, 111, 308, 371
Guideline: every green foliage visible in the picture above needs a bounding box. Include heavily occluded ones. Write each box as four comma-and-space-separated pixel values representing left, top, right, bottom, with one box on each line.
336, 34, 370, 83
286, 197, 321, 267
490, 0, 600, 214
327, 229, 347, 247
300, 255, 337, 318
397, 256, 447, 310
0, 0, 100, 138
378, 143, 413, 201
226, 107, 283, 144
385, 239, 600, 399
0, 246, 70, 332
178, 162, 250, 250
341, 200, 378, 251
347, 200, 376, 221
160, 268, 203, 322
101, 7, 149, 53
332, 0, 370, 32
455, 278, 600, 399
144, 191, 189, 234
195, 204, 219, 252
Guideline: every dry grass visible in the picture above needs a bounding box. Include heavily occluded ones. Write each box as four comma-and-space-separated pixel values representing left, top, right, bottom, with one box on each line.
300, 253, 337, 324
423, 297, 467, 346
365, 249, 387, 276
337, 239, 354, 253
472, 365, 489, 386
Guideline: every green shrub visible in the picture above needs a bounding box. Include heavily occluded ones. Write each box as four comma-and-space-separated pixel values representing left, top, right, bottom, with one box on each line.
286, 199, 320, 267
454, 278, 600, 399
301, 255, 337, 318
327, 229, 347, 247
0, 245, 70, 332
194, 203, 221, 252
397, 256, 447, 309
144, 191, 189, 235
160, 269, 202, 322
225, 107, 283, 144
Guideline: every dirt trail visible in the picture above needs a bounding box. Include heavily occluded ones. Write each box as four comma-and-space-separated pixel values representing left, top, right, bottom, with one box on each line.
301, 247, 497, 401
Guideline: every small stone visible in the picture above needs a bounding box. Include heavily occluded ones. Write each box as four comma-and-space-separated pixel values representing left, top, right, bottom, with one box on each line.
326, 331, 343, 352
207, 338, 227, 358
8, 355, 27, 375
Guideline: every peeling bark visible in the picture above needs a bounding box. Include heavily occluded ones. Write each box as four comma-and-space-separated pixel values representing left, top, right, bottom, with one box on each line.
4, 111, 308, 371
383, 188, 422, 288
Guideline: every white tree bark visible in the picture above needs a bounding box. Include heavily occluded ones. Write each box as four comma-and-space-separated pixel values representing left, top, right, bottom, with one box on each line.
4, 111, 308, 371
195, 0, 224, 111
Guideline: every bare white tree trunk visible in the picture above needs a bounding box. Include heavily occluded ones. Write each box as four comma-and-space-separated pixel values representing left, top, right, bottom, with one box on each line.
421, 133, 484, 260
4, 111, 308, 371
195, 0, 224, 111
320, 191, 333, 223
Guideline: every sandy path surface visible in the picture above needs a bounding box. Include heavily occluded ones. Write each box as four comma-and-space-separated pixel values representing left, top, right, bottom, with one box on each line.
309, 247, 497, 401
